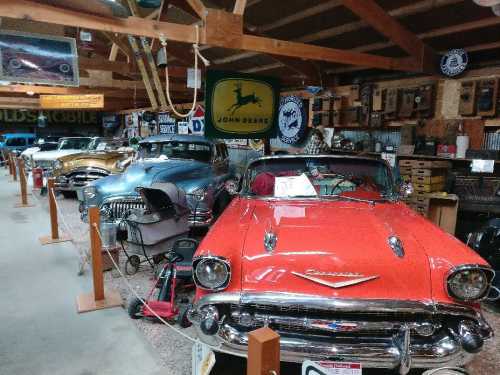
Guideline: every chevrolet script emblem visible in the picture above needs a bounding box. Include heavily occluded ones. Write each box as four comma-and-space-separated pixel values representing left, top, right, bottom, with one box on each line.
292, 271, 378, 289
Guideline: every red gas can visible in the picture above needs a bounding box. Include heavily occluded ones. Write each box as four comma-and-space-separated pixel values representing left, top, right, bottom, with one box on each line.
32, 167, 44, 189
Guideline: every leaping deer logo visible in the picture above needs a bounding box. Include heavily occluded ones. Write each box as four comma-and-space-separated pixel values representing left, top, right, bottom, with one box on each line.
227, 83, 262, 114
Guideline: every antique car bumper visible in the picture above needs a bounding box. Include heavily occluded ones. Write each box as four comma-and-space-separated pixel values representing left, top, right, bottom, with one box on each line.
187, 292, 493, 372
54, 167, 111, 192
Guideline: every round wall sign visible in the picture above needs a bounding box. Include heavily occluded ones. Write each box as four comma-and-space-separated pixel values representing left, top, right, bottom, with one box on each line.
278, 96, 307, 145
440, 49, 469, 77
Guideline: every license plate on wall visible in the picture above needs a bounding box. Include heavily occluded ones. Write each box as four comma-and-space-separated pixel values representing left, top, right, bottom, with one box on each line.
302, 360, 362, 375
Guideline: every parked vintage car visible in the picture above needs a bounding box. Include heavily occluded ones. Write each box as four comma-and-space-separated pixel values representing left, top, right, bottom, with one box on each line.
187, 155, 495, 373
32, 136, 92, 173
79, 134, 235, 227
0, 133, 36, 158
21, 136, 62, 170
52, 138, 134, 197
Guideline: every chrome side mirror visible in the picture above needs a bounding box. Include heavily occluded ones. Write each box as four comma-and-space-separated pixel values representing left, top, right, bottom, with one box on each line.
224, 179, 239, 195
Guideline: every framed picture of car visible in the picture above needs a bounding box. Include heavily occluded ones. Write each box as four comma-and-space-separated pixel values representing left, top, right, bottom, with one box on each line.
0, 30, 79, 87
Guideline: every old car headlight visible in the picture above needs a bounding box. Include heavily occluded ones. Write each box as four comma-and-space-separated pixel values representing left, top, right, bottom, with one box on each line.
83, 186, 97, 200
191, 187, 208, 202
446, 265, 494, 302
193, 257, 230, 291
53, 160, 62, 170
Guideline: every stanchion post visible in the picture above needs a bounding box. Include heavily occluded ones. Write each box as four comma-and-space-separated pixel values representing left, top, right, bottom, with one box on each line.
76, 206, 122, 313
11, 154, 17, 181
15, 158, 33, 207
247, 327, 280, 375
39, 178, 71, 245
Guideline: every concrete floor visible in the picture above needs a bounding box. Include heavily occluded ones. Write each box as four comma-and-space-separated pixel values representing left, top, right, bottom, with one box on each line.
0, 172, 164, 375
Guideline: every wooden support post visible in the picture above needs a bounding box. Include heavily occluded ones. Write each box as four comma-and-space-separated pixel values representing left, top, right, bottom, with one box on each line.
39, 178, 72, 245
247, 327, 280, 375
15, 158, 34, 208
7, 153, 13, 175
76, 206, 122, 313
11, 154, 17, 181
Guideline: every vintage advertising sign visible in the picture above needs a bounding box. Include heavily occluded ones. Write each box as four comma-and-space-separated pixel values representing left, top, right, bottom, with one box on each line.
40, 94, 104, 109
0, 109, 98, 126
278, 96, 308, 144
158, 112, 177, 134
0, 30, 79, 87
205, 71, 279, 139
440, 49, 468, 77
189, 105, 205, 135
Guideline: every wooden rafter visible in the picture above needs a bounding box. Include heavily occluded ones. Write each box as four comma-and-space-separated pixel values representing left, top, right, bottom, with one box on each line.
211, 0, 461, 66
185, 0, 207, 19
1, 0, 430, 74
341, 0, 435, 62
326, 16, 500, 75
233, 0, 247, 15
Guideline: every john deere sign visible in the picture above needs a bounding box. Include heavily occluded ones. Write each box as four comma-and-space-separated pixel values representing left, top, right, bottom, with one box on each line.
205, 71, 279, 138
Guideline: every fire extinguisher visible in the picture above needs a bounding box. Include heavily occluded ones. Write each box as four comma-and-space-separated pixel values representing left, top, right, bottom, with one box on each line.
32, 167, 43, 189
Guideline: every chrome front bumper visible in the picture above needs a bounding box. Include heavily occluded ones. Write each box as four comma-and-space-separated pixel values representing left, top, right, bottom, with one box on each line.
188, 292, 493, 372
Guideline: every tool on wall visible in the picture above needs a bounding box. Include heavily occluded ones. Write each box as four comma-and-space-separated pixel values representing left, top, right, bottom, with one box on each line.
459, 81, 477, 116
477, 79, 498, 117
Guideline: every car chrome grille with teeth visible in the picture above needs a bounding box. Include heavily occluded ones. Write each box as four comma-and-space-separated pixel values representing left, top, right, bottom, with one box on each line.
227, 303, 442, 338
101, 198, 146, 221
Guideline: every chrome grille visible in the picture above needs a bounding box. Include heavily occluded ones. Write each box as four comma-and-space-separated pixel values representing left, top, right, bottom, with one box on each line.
35, 160, 53, 170
102, 198, 145, 220
226, 303, 442, 338
66, 170, 109, 187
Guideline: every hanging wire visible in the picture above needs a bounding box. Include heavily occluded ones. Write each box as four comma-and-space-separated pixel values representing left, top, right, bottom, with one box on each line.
160, 25, 210, 118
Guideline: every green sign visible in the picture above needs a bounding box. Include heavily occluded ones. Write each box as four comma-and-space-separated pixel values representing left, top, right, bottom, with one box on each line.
205, 71, 279, 139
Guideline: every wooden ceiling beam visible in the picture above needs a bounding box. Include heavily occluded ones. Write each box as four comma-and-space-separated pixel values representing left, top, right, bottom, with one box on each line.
341, 0, 434, 60
233, 0, 247, 16
327, 16, 500, 75
185, 0, 207, 19
258, 0, 343, 33
4, 0, 198, 42
2, 0, 425, 74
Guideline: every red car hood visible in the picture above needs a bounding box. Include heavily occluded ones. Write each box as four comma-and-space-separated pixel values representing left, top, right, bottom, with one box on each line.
241, 200, 432, 301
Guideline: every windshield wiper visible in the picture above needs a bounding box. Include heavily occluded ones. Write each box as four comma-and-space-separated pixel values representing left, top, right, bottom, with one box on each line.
324, 194, 390, 205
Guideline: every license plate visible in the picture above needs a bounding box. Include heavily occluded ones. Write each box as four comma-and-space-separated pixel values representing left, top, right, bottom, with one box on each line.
302, 360, 362, 375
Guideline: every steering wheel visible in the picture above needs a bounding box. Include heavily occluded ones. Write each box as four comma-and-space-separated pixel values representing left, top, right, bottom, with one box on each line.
328, 175, 360, 195
165, 251, 184, 264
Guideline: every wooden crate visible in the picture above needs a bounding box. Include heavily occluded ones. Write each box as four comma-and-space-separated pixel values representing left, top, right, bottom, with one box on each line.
413, 182, 445, 193
399, 160, 414, 167
411, 195, 430, 208
411, 160, 451, 169
399, 166, 412, 175
412, 168, 447, 177
102, 247, 120, 272
411, 175, 446, 185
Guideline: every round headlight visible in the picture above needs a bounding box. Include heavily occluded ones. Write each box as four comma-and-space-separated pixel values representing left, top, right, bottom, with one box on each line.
83, 186, 97, 200
194, 257, 230, 291
53, 160, 62, 170
447, 266, 493, 302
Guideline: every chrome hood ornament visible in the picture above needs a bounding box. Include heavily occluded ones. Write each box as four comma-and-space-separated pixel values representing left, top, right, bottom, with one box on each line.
264, 231, 277, 252
292, 271, 378, 289
388, 235, 404, 258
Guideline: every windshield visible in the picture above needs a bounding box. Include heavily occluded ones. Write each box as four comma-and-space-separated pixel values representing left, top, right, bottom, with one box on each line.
57, 138, 91, 150
6, 137, 27, 146
139, 141, 212, 163
88, 139, 129, 151
243, 157, 395, 200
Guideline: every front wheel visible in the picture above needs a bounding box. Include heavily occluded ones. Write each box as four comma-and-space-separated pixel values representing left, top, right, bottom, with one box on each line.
127, 297, 144, 319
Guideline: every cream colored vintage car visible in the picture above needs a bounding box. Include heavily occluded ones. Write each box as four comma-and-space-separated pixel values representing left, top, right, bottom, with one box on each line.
53, 138, 135, 197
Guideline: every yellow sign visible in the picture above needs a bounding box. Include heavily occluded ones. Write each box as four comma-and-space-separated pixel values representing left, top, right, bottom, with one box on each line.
210, 78, 276, 135
40, 94, 104, 109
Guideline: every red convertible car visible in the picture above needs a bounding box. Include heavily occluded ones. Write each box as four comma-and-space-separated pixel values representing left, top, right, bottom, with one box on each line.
187, 155, 495, 373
